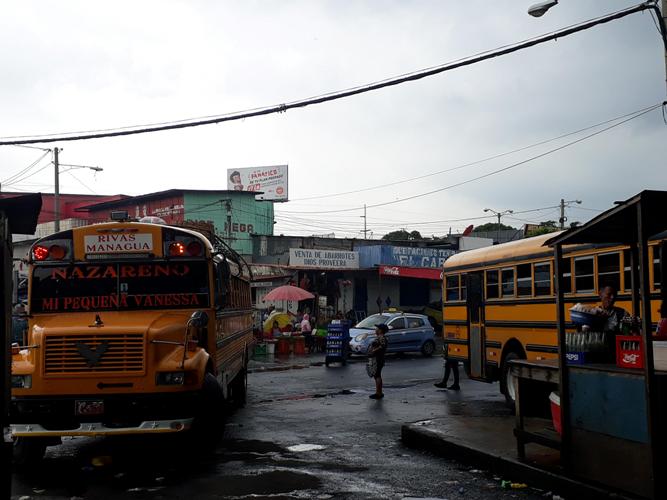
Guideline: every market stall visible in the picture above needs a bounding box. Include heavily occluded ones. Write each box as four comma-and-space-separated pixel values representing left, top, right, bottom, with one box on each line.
513, 190, 667, 499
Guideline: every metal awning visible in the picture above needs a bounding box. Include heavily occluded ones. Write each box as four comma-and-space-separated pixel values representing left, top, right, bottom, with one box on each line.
544, 190, 667, 247
0, 193, 42, 234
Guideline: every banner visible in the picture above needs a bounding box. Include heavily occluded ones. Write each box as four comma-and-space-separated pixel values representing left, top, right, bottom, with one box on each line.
289, 248, 359, 269
227, 165, 288, 201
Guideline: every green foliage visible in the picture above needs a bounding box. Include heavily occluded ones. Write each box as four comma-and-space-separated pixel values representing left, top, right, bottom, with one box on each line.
472, 222, 514, 233
381, 229, 423, 241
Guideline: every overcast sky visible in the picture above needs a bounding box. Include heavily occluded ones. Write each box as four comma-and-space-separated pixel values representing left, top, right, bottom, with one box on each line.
1, 1, 665, 238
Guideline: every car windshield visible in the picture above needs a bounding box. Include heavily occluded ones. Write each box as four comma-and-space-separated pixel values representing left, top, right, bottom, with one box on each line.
355, 313, 391, 329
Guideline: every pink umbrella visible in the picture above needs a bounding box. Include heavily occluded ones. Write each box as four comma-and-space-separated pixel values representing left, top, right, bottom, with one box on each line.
263, 284, 315, 302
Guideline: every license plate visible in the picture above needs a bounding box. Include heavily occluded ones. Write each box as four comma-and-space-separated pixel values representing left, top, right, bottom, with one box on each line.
75, 400, 104, 416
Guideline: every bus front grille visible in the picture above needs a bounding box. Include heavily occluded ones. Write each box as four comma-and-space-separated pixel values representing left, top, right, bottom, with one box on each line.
44, 334, 145, 374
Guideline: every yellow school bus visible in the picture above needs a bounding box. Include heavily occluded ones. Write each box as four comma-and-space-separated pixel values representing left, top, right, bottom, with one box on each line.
10, 214, 253, 462
442, 232, 663, 405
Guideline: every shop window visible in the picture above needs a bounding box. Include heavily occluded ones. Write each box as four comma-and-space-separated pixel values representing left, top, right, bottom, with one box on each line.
516, 264, 532, 297
597, 252, 620, 291
486, 270, 499, 299
534, 262, 551, 296
445, 275, 460, 302
574, 256, 595, 293
501, 268, 514, 298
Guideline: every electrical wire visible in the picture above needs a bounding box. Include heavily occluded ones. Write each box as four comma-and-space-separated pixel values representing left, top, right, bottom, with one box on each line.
0, 2, 659, 146
286, 103, 664, 203
1, 150, 51, 186
280, 102, 665, 214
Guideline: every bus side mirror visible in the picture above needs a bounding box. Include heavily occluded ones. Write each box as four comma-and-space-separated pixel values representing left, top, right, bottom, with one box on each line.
189, 311, 209, 328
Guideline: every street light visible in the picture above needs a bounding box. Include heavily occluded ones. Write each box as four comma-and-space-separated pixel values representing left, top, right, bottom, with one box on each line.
528, 0, 558, 17
483, 208, 514, 244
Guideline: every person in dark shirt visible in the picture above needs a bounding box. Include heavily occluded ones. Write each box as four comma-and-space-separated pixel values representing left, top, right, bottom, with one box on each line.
367, 323, 388, 399
599, 285, 628, 333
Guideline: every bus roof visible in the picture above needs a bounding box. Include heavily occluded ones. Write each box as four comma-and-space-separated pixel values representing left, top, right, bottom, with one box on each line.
443, 232, 562, 271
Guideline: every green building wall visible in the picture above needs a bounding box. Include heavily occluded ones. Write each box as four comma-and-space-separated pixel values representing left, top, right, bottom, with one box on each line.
183, 191, 274, 255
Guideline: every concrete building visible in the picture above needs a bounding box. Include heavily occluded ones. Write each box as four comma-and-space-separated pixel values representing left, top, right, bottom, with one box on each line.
81, 189, 274, 257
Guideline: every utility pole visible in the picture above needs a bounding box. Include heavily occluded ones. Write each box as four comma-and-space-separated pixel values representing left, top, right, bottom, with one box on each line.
52, 150, 102, 233
663, 0, 667, 93
360, 204, 369, 239
559, 198, 582, 229
225, 200, 233, 241
483, 208, 513, 244
53, 148, 60, 232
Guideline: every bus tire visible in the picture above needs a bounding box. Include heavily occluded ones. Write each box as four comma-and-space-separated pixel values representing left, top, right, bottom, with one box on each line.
193, 373, 225, 444
420, 340, 436, 357
13, 437, 47, 466
500, 351, 522, 409
230, 367, 247, 408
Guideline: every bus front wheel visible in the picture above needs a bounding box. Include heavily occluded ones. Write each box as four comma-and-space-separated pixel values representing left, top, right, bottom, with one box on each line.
500, 351, 522, 409
13, 437, 47, 466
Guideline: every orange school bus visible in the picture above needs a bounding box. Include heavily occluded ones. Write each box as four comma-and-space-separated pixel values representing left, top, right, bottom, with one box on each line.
10, 215, 253, 461
442, 232, 664, 406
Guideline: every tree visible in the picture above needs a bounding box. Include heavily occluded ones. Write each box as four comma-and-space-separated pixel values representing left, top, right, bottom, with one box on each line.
381, 229, 423, 241
525, 220, 560, 237
472, 222, 515, 233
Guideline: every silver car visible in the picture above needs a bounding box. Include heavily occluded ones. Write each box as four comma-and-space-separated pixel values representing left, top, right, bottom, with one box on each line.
348, 312, 436, 357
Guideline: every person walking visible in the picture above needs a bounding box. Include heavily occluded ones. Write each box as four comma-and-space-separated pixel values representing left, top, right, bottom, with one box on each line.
434, 344, 460, 391
367, 323, 388, 399
300, 313, 313, 352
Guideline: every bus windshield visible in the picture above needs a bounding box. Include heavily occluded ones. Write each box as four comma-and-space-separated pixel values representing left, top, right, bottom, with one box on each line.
30, 261, 210, 313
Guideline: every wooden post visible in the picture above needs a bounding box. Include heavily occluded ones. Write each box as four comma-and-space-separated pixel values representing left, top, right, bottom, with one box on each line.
553, 244, 570, 469
636, 203, 663, 498
1, 213, 12, 497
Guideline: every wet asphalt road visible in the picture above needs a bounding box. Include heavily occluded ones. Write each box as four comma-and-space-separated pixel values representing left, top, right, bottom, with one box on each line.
11, 354, 548, 499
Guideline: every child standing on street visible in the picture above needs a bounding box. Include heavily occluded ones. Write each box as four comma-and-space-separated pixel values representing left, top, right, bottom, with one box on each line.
367, 324, 389, 399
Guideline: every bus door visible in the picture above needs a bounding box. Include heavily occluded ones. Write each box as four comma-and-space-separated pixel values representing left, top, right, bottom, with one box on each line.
466, 272, 486, 380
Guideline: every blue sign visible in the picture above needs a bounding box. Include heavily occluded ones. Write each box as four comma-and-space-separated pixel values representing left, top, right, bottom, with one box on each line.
358, 245, 455, 269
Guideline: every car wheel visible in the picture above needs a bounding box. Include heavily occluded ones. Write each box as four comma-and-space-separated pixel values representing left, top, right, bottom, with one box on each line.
420, 340, 436, 357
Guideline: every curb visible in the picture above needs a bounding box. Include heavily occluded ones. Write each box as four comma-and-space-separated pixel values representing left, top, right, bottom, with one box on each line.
248, 360, 326, 373
401, 422, 631, 500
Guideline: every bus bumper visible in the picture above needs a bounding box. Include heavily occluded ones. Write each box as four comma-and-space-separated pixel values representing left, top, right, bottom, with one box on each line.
11, 418, 193, 437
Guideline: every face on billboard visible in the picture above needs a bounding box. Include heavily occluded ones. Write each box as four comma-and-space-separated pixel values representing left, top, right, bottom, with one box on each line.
226, 165, 288, 201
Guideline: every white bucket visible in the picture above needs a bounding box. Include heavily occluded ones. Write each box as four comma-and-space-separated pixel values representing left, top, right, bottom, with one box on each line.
266, 342, 276, 355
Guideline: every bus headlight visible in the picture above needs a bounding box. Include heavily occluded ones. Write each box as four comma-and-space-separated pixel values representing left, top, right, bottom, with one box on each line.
11, 375, 32, 389
156, 371, 185, 386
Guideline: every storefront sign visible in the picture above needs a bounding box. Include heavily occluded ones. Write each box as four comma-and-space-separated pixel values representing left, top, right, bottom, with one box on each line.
388, 246, 455, 268
289, 248, 359, 269
227, 165, 288, 201
379, 265, 443, 280
251, 281, 275, 288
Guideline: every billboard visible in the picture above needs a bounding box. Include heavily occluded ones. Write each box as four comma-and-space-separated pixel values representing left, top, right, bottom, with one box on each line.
227, 165, 288, 201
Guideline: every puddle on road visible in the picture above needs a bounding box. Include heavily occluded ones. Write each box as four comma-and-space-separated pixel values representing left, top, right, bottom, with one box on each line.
287, 444, 326, 452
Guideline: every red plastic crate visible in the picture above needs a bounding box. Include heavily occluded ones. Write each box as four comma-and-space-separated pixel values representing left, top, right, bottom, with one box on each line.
616, 335, 644, 369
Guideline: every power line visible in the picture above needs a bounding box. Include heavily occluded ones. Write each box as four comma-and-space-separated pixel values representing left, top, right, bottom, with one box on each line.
1, 150, 51, 186
286, 103, 664, 203
0, 2, 660, 146
278, 102, 665, 214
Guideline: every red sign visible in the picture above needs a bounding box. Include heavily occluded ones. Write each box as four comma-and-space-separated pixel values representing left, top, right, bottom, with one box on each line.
379, 266, 443, 280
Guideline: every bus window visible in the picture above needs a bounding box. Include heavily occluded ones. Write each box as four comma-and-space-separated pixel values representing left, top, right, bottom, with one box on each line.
574, 256, 594, 293
561, 257, 572, 294
445, 275, 460, 301
460, 274, 467, 300
534, 262, 551, 296
516, 264, 531, 297
501, 268, 514, 298
652, 246, 661, 291
598, 252, 620, 291
486, 269, 499, 299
